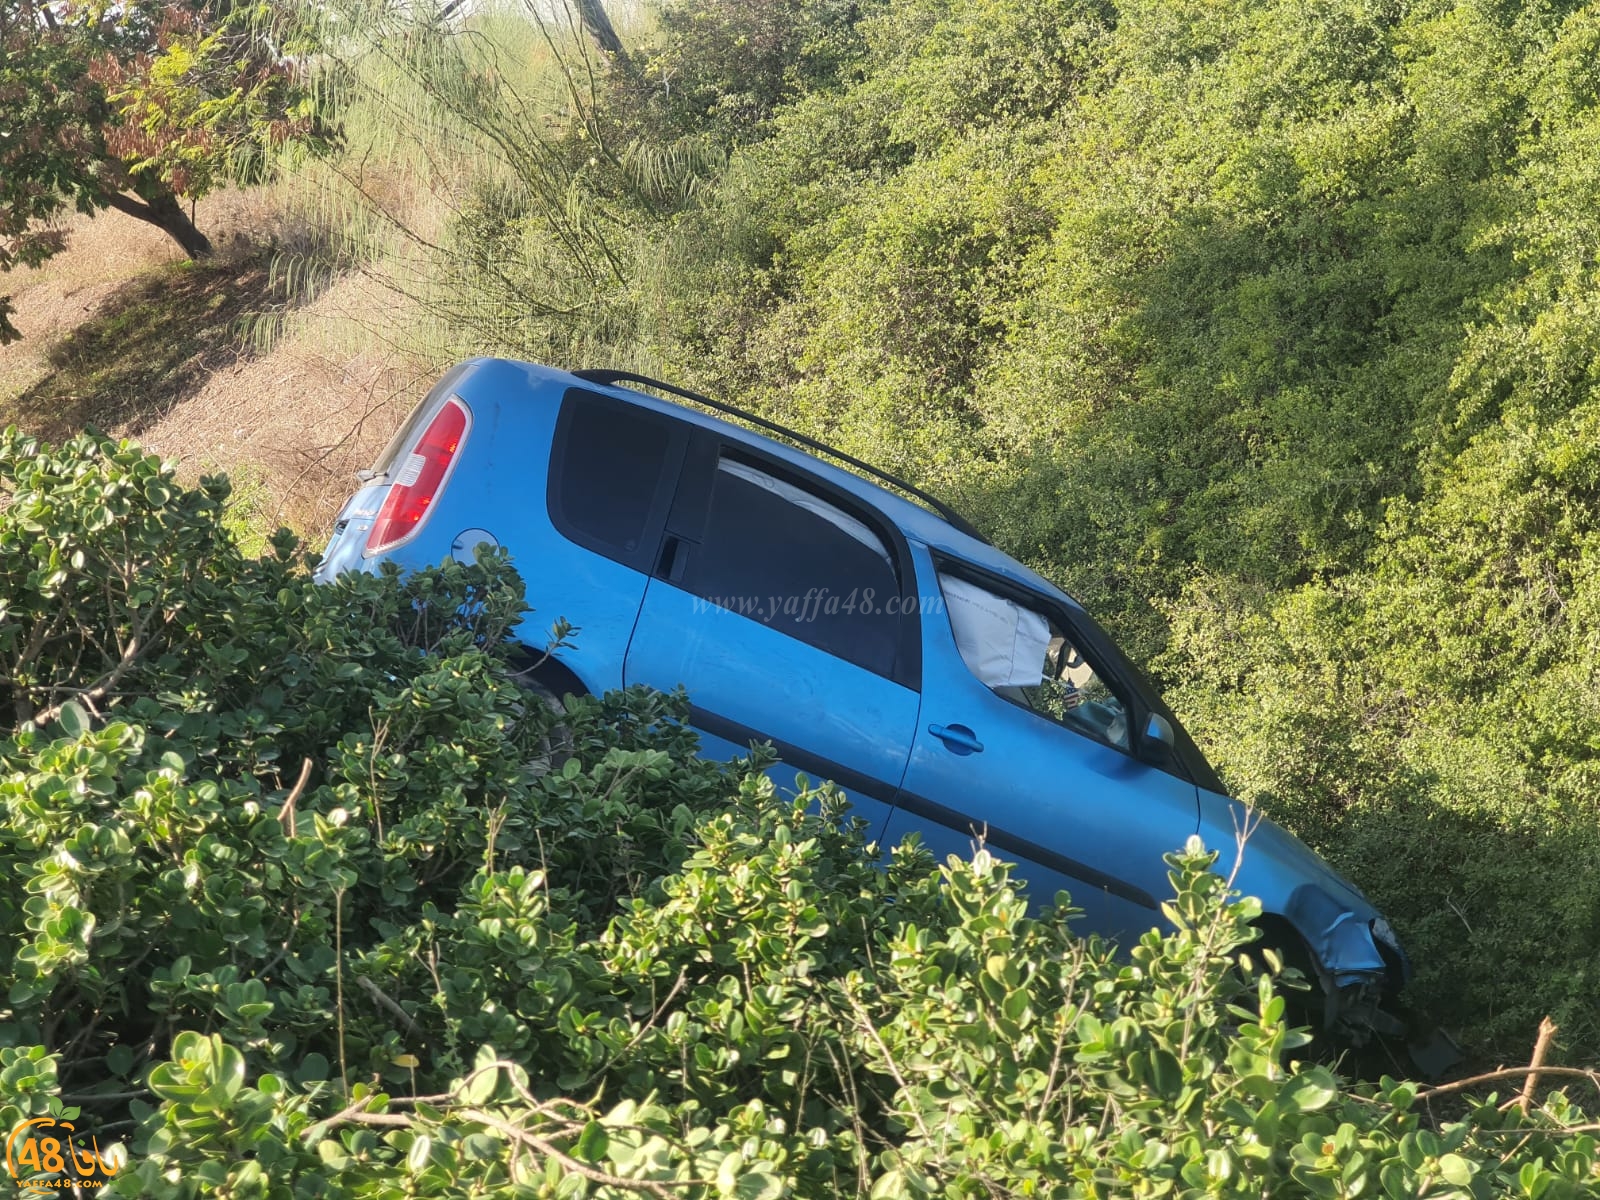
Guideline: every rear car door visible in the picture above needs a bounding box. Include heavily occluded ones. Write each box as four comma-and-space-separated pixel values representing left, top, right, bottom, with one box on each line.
542, 388, 689, 691
623, 439, 922, 840
884, 553, 1201, 942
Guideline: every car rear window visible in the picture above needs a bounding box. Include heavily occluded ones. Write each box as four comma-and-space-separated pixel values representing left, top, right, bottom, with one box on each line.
549, 392, 679, 567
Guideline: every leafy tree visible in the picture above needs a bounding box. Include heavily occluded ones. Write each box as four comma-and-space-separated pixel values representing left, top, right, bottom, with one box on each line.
639, 0, 878, 139
0, 0, 320, 343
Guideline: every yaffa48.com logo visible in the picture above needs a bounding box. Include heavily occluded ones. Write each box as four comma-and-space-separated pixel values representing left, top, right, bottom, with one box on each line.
5, 1116, 125, 1190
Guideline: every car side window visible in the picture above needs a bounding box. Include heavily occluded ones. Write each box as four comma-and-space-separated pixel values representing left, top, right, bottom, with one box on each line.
675, 456, 902, 677
548, 391, 680, 569
940, 572, 1131, 751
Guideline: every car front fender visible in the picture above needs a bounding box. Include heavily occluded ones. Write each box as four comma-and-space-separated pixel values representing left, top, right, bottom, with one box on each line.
1283, 882, 1389, 988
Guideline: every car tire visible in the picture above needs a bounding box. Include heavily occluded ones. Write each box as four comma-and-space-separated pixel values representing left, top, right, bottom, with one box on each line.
518, 678, 576, 776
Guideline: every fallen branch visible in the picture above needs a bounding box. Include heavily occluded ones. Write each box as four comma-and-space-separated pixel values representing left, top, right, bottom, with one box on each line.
1520, 1017, 1559, 1117
1416, 1064, 1600, 1104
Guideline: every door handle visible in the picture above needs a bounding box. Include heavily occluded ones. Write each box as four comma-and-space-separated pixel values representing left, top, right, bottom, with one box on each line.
657, 534, 690, 582
928, 723, 983, 755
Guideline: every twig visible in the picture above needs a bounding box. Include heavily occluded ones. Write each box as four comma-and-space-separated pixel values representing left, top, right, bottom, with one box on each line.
33, 610, 154, 726
59, 1089, 152, 1104
458, 1108, 686, 1199
356, 975, 421, 1036
1477, 1123, 1600, 1137
1519, 1017, 1559, 1117
278, 757, 313, 837
1416, 1064, 1600, 1104
271, 373, 414, 526
302, 1094, 415, 1142
596, 968, 688, 1072
255, 940, 292, 983
334, 886, 348, 1093
842, 988, 935, 1143
306, 1094, 695, 1197
365, 721, 389, 842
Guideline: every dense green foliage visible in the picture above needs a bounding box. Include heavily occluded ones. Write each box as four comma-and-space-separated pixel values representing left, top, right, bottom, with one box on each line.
5, 433, 1600, 1197
280, 0, 1600, 1059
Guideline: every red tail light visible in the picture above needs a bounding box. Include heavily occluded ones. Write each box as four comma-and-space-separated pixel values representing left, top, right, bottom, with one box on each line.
365, 397, 470, 555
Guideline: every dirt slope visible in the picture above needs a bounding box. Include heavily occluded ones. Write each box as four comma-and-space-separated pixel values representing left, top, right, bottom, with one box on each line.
0, 193, 426, 538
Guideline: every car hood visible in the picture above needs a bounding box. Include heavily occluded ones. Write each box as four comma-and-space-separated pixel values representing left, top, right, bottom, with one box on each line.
1202, 794, 1371, 907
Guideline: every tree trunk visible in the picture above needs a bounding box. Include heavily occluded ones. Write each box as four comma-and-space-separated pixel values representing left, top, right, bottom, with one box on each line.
575, 0, 626, 61
104, 191, 214, 259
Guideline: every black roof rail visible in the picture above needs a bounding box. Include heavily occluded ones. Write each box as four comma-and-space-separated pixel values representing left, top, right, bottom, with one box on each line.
571, 368, 990, 545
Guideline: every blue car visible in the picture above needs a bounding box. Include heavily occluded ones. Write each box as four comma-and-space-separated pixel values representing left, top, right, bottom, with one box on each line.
316, 358, 1413, 1043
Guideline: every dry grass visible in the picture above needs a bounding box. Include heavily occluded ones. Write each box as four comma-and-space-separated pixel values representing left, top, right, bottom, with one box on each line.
136, 269, 430, 534
0, 189, 434, 540
0, 212, 171, 401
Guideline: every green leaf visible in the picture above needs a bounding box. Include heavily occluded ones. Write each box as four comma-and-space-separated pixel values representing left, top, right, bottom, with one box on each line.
203, 1039, 246, 1107
295, 1054, 329, 1084
574, 1121, 609, 1163
733, 1168, 784, 1200
54, 701, 89, 738
1290, 1163, 1340, 1198
460, 1065, 498, 1106
1438, 1154, 1475, 1187
407, 1133, 432, 1172
105, 1044, 136, 1077
1281, 1067, 1338, 1114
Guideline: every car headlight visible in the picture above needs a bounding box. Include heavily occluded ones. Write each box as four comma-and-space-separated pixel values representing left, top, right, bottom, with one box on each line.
1370, 916, 1400, 952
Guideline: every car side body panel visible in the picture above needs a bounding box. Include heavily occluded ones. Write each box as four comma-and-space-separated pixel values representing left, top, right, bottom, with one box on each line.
883, 539, 1198, 942
624, 579, 918, 842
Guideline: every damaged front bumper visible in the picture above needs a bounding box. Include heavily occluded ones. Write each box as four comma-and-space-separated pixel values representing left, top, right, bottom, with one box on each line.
1286, 884, 1461, 1076
1287, 882, 1406, 1039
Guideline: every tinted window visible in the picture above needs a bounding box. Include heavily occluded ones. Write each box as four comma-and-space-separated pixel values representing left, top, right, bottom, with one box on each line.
678, 459, 901, 676
552, 395, 674, 560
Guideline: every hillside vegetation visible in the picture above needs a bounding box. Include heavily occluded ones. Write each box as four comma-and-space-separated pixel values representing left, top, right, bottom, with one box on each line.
2, 0, 1598, 1106
235, 0, 1600, 1058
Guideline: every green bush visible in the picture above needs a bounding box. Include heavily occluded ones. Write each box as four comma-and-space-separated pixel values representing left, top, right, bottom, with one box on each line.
3, 434, 1600, 1197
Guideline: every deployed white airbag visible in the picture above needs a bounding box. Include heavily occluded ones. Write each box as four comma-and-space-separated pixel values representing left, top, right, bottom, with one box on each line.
940, 573, 1050, 688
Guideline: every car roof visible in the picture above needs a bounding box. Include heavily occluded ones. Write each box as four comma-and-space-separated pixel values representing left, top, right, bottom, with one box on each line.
462, 357, 1083, 610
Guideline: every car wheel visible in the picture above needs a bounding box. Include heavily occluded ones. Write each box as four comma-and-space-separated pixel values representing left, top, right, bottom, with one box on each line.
518, 678, 576, 776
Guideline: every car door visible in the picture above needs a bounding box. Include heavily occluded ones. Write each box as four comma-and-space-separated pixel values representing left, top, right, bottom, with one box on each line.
883, 550, 1202, 943
623, 439, 923, 840
541, 388, 690, 691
